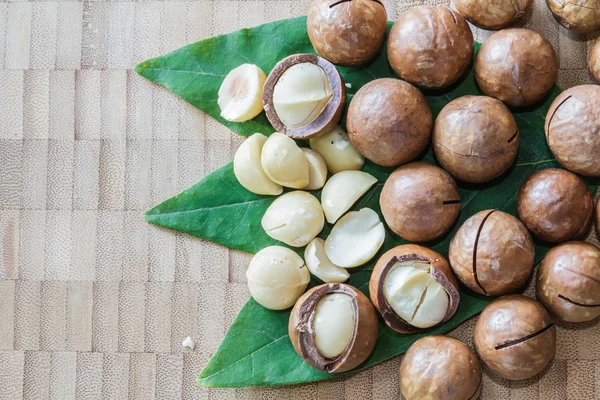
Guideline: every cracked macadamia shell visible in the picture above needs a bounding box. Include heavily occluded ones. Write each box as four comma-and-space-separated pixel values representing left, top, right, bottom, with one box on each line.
537, 242, 600, 322
517, 169, 593, 242
400, 336, 482, 400
474, 295, 556, 380
387, 6, 474, 89
547, 0, 600, 33
370, 245, 460, 333
346, 78, 432, 167
590, 39, 600, 83
449, 210, 535, 296
454, 0, 533, 29
545, 85, 600, 176
288, 283, 378, 373
380, 162, 460, 242
307, 0, 387, 66
475, 28, 558, 108
433, 95, 519, 183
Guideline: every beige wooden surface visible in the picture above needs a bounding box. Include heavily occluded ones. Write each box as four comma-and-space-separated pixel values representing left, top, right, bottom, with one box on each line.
1, 0, 600, 398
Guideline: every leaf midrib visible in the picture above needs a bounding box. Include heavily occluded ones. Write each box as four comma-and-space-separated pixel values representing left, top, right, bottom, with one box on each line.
145, 197, 271, 218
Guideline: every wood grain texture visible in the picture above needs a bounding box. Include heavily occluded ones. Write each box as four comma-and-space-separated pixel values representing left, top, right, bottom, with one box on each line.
1, 0, 600, 398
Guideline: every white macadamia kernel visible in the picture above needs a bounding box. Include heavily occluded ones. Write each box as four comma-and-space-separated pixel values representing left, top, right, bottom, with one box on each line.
246, 246, 310, 310
309, 126, 365, 173
383, 261, 449, 329
233, 133, 283, 195
321, 171, 377, 223
261, 191, 324, 247
325, 208, 385, 268
261, 133, 310, 188
313, 293, 355, 359
302, 148, 328, 190
182, 337, 195, 351
304, 238, 350, 283
218, 64, 266, 122
273, 63, 333, 128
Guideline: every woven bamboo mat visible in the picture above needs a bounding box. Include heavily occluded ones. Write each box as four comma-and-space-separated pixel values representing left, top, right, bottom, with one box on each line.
1, 0, 600, 398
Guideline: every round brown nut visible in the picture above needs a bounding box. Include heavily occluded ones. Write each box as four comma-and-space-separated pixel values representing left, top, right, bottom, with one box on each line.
454, 0, 533, 30
307, 0, 387, 66
370, 245, 460, 334
537, 242, 600, 322
400, 336, 482, 400
547, 0, 600, 33
475, 28, 558, 108
545, 85, 600, 176
475, 295, 556, 380
387, 5, 474, 89
517, 169, 593, 242
346, 79, 432, 167
590, 39, 600, 84
449, 210, 535, 296
433, 95, 519, 183
288, 283, 378, 373
380, 162, 460, 242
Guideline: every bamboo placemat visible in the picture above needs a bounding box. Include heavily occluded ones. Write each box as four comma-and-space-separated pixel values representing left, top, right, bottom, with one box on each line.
1, 0, 600, 398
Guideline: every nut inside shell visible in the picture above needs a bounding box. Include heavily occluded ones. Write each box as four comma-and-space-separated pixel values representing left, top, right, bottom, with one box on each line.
263, 54, 346, 139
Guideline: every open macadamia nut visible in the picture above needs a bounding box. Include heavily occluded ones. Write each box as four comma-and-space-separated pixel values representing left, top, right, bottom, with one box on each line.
261, 132, 309, 188
537, 242, 600, 322
433, 95, 519, 183
590, 39, 600, 84
547, 0, 600, 33
321, 171, 377, 224
475, 28, 558, 108
400, 336, 482, 400
454, 0, 533, 30
246, 246, 310, 310
387, 6, 474, 89
263, 54, 345, 139
545, 85, 600, 176
380, 162, 460, 242
233, 133, 283, 195
449, 210, 535, 296
304, 238, 349, 283
309, 126, 365, 173
474, 295, 556, 380
289, 283, 378, 373
307, 0, 387, 66
370, 245, 460, 333
517, 169, 593, 242
346, 78, 432, 167
261, 191, 324, 247
301, 148, 328, 190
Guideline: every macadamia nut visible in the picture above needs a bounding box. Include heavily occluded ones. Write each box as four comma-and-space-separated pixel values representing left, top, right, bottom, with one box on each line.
309, 126, 365, 173
304, 238, 350, 283
313, 293, 355, 358
321, 171, 377, 223
301, 148, 328, 190
233, 133, 283, 195
261, 132, 309, 188
454, 0, 532, 29
218, 64, 267, 122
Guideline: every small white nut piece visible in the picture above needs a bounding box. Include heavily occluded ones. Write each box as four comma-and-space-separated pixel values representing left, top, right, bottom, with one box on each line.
273, 62, 333, 128
304, 238, 350, 283
325, 208, 385, 268
302, 148, 328, 190
321, 171, 377, 223
246, 246, 310, 310
182, 336, 196, 351
261, 132, 310, 188
233, 133, 283, 195
313, 293, 355, 359
261, 191, 324, 247
218, 64, 267, 122
309, 126, 365, 173
384, 262, 449, 329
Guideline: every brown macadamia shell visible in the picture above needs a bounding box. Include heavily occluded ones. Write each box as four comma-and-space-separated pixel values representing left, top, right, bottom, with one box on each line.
307, 0, 388, 66
449, 210, 535, 296
545, 85, 600, 176
454, 0, 533, 30
387, 6, 474, 89
590, 39, 600, 83
346, 79, 432, 167
475, 28, 558, 108
380, 162, 460, 242
546, 0, 600, 33
369, 245, 460, 333
474, 295, 556, 380
517, 169, 593, 242
288, 283, 378, 373
537, 242, 600, 322
400, 336, 482, 400
433, 95, 519, 183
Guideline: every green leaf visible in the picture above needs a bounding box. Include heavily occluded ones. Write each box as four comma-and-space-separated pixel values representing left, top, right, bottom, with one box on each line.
137, 17, 597, 388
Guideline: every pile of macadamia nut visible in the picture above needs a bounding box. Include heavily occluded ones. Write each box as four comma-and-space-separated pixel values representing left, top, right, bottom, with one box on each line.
214, 0, 600, 392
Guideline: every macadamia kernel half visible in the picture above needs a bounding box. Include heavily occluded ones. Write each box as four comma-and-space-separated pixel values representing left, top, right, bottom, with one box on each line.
309, 126, 365, 173
302, 148, 328, 190
261, 132, 309, 188
218, 64, 267, 122
304, 238, 350, 283
313, 293, 355, 358
261, 191, 324, 247
321, 171, 377, 223
233, 133, 283, 195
